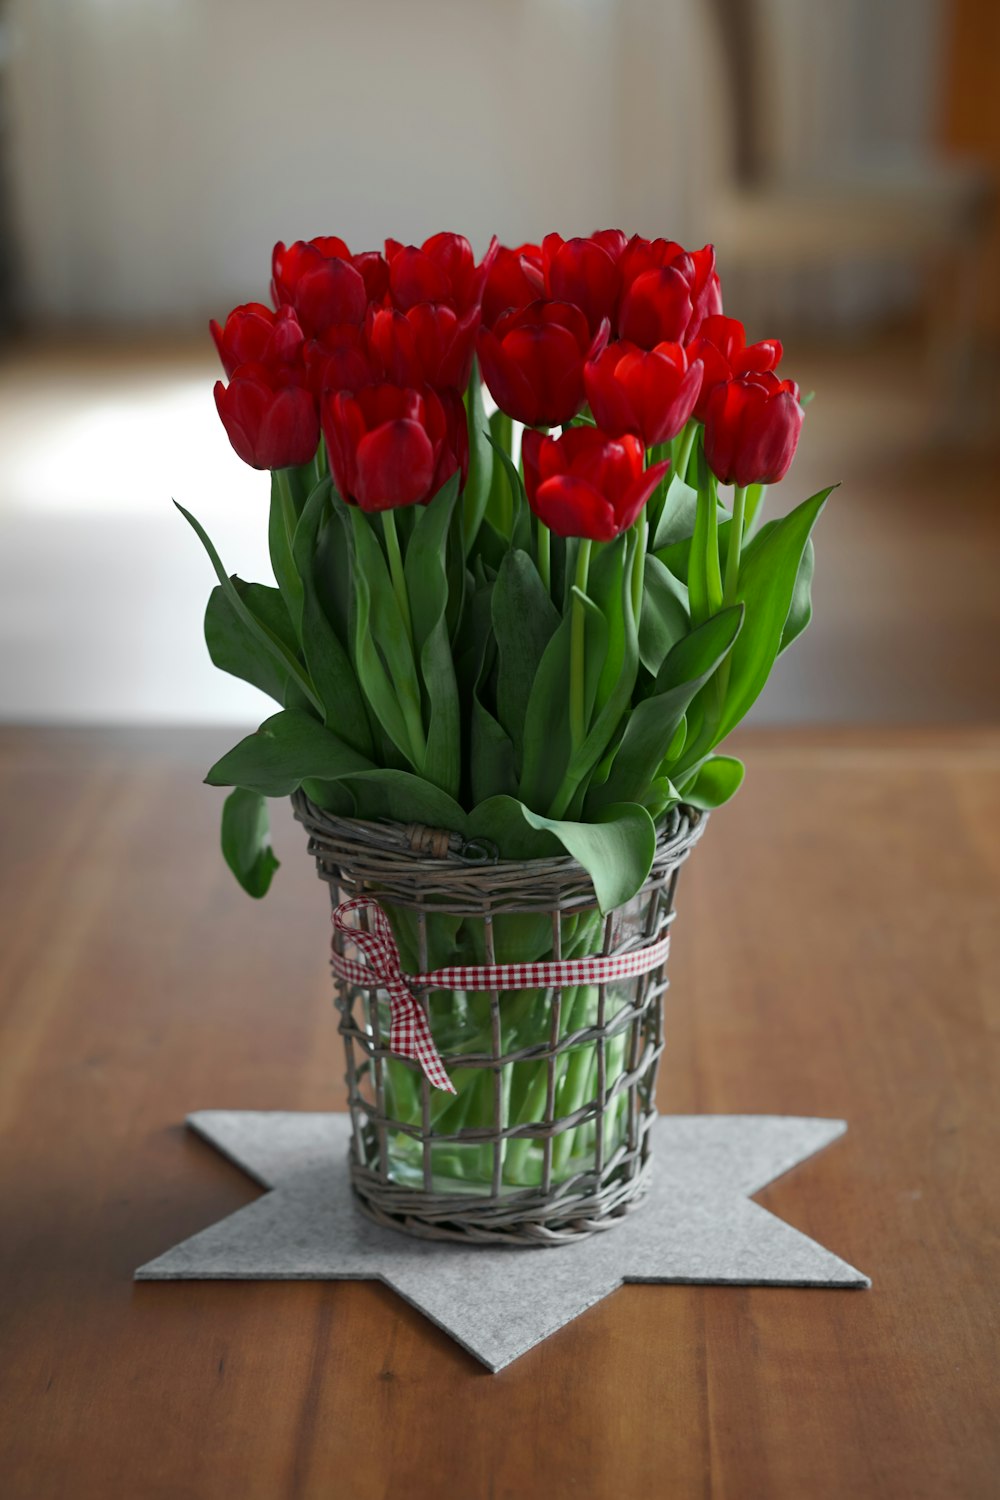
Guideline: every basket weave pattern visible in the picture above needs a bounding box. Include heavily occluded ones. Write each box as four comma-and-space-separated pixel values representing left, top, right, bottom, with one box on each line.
293, 792, 705, 1246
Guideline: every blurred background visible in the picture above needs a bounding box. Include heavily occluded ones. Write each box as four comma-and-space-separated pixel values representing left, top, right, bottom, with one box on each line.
0, 0, 997, 726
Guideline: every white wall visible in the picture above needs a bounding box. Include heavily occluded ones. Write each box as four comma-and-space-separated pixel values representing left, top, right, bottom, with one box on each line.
4, 0, 633, 322
3, 0, 944, 325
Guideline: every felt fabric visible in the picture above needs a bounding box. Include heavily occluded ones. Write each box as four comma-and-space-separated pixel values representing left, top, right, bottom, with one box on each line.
136, 1112, 869, 1372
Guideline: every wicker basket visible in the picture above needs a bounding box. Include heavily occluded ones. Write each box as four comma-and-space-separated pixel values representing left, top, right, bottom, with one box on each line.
293, 791, 705, 1246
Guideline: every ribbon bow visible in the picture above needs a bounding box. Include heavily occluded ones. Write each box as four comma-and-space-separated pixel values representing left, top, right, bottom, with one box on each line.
332, 897, 457, 1093
331, 896, 672, 1094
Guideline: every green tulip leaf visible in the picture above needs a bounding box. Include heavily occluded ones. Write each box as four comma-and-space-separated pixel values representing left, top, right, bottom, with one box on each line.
204, 579, 306, 709
492, 548, 561, 766
546, 532, 640, 820
462, 362, 493, 554
220, 787, 280, 898
471, 693, 518, 803
638, 553, 690, 676
520, 801, 657, 914
334, 768, 467, 831
715, 485, 834, 739
592, 604, 743, 809
175, 501, 323, 715
291, 477, 372, 755
679, 754, 745, 810
404, 473, 462, 797
779, 535, 816, 653
268, 470, 305, 634
486, 430, 532, 552
651, 476, 700, 550
205, 708, 373, 796
347, 506, 421, 767
518, 610, 574, 813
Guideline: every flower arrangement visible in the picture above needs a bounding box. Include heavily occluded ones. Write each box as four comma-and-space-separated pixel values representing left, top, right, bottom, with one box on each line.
180, 230, 831, 1202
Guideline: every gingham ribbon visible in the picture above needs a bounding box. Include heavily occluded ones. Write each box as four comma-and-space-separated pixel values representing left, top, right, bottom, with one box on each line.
331, 896, 671, 1095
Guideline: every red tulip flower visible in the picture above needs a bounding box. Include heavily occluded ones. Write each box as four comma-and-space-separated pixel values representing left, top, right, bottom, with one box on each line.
303, 325, 377, 398
210, 303, 305, 379
214, 362, 319, 471
481, 243, 543, 328
384, 232, 496, 319
352, 250, 391, 304
271, 239, 369, 336
540, 231, 625, 335
703, 372, 803, 488
522, 426, 671, 541
367, 301, 480, 391
323, 384, 468, 512
478, 300, 609, 428
584, 340, 703, 448
617, 239, 722, 348
686, 315, 782, 422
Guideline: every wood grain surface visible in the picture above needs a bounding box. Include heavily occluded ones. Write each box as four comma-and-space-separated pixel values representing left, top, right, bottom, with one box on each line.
0, 725, 997, 1500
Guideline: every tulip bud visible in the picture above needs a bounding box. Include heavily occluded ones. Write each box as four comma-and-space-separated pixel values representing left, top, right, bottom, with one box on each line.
686, 315, 782, 422
210, 303, 305, 380
385, 232, 497, 320
703, 373, 804, 488
367, 302, 480, 391
303, 325, 377, 399
214, 362, 319, 471
477, 300, 609, 428
271, 240, 368, 336
481, 243, 543, 328
522, 426, 671, 541
541, 232, 622, 335
584, 340, 702, 448
617, 239, 722, 347
322, 384, 467, 512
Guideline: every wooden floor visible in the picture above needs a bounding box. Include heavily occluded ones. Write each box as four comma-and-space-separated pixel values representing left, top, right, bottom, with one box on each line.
1, 725, 997, 1499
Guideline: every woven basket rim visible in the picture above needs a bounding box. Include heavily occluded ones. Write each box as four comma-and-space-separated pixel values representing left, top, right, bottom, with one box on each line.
292, 788, 705, 888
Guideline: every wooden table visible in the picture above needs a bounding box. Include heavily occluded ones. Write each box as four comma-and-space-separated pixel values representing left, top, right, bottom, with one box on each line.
1, 725, 997, 1499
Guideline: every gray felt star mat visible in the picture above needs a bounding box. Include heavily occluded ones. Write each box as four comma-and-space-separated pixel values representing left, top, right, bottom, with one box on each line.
136, 1112, 869, 1371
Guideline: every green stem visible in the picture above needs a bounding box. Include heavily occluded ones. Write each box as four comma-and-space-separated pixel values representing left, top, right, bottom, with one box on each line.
276, 467, 299, 556
380, 508, 426, 765
715, 484, 747, 715
673, 420, 697, 489
537, 518, 551, 596
569, 538, 592, 750
381, 509, 412, 645
630, 513, 647, 624
724, 485, 747, 607
704, 472, 723, 615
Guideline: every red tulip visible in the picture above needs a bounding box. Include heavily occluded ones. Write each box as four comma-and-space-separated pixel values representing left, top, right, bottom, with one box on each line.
352, 250, 391, 304
367, 301, 480, 391
210, 303, 304, 379
617, 239, 722, 347
540, 232, 624, 334
477, 300, 609, 428
214, 362, 319, 470
686, 315, 782, 421
303, 325, 377, 398
384, 232, 497, 318
703, 373, 803, 488
481, 243, 543, 328
522, 426, 671, 541
584, 340, 703, 447
323, 384, 467, 511
271, 239, 369, 335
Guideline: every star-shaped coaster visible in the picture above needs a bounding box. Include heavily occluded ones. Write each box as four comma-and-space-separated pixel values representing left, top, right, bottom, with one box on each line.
137, 1112, 869, 1371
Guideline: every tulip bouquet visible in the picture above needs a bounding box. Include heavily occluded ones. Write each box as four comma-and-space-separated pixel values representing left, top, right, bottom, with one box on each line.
181, 230, 830, 1192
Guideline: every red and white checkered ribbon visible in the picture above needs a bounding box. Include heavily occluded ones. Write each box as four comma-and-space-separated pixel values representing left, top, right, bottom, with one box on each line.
331, 896, 671, 1095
